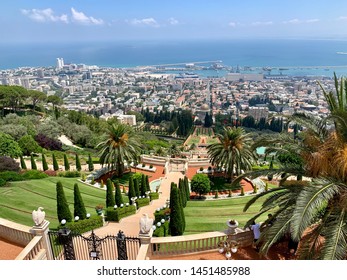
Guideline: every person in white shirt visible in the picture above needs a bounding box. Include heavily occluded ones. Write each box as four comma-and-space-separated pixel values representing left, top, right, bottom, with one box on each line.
250, 220, 261, 251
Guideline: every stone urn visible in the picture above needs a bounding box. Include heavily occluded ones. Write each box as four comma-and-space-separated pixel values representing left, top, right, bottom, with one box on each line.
226, 219, 239, 234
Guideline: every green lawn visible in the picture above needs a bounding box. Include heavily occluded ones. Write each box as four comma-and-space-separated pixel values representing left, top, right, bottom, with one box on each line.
184, 195, 268, 235
0, 177, 128, 229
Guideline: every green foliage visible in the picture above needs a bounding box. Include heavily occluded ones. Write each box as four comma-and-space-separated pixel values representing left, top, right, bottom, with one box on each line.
140, 173, 147, 197
190, 173, 211, 197
56, 181, 72, 222
42, 154, 49, 171
0, 132, 22, 158
106, 179, 115, 208
0, 178, 6, 187
18, 135, 42, 156
134, 177, 140, 197
169, 184, 184, 236
75, 154, 81, 171
63, 153, 70, 171
20, 155, 27, 170
21, 170, 48, 180
114, 179, 124, 207
30, 154, 37, 170
184, 176, 190, 201
73, 183, 87, 220
88, 154, 94, 172
136, 197, 150, 208
154, 208, 170, 223
153, 221, 169, 237
0, 171, 23, 181
105, 205, 136, 222
57, 170, 81, 178
127, 176, 136, 204
149, 192, 159, 201
52, 153, 59, 171
58, 215, 103, 234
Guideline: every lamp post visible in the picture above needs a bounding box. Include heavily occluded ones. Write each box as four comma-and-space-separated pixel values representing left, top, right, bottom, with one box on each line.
218, 236, 239, 260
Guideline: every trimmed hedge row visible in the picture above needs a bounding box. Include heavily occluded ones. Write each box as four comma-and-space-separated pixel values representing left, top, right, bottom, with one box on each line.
105, 205, 136, 222
58, 170, 81, 178
154, 208, 170, 223
57, 215, 103, 234
149, 192, 159, 201
136, 197, 150, 208
153, 221, 169, 237
0, 170, 48, 182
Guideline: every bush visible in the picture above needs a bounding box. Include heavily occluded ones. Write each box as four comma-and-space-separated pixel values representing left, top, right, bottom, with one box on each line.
58, 170, 81, 178
0, 156, 20, 172
57, 215, 103, 234
154, 208, 170, 223
149, 192, 159, 201
44, 170, 57, 176
0, 178, 7, 187
105, 205, 136, 222
35, 133, 62, 151
153, 221, 169, 237
136, 197, 150, 209
0, 171, 23, 182
21, 170, 48, 180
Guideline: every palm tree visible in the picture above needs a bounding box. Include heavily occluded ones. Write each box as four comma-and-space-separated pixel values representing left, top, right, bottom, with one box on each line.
207, 126, 256, 182
240, 73, 347, 259
97, 123, 141, 177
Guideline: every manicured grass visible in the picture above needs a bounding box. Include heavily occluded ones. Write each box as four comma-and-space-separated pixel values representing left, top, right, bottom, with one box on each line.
0, 177, 128, 229
184, 195, 269, 235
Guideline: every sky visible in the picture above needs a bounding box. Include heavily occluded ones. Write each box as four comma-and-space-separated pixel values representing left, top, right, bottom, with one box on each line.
2, 0, 347, 43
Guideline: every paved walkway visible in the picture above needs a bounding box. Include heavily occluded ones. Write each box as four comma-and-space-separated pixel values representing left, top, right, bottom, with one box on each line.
93, 171, 184, 237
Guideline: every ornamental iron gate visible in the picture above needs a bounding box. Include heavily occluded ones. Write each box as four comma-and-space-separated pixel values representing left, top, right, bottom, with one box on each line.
48, 229, 141, 260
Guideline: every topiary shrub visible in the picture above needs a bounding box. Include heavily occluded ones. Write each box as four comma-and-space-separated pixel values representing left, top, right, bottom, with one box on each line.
105, 205, 136, 222
57, 170, 81, 178
0, 156, 20, 172
57, 215, 103, 234
149, 192, 159, 201
136, 197, 150, 209
44, 170, 57, 177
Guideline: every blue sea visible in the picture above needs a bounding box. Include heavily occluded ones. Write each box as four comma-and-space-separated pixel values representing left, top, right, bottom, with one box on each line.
1, 39, 347, 77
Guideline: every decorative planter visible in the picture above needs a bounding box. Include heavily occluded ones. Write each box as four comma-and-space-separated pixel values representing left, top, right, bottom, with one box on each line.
226, 220, 239, 234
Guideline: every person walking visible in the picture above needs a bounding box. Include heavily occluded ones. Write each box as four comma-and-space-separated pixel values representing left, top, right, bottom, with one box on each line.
250, 220, 261, 251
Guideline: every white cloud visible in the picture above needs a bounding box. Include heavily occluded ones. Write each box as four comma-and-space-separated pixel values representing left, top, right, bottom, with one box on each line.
71, 8, 104, 25
228, 21, 237, 27
283, 18, 301, 24
129, 18, 160, 27
21, 8, 68, 23
338, 16, 347, 21
306, 19, 319, 23
251, 21, 273, 26
168, 17, 179, 25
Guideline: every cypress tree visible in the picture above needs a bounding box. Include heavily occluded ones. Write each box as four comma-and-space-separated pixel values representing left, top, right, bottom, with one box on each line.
63, 154, 70, 171
169, 185, 184, 236
20, 155, 27, 169
30, 154, 37, 170
128, 176, 136, 204
145, 175, 150, 192
73, 183, 86, 220
178, 186, 186, 232
52, 153, 59, 171
56, 181, 72, 222
114, 180, 124, 207
106, 179, 115, 208
88, 154, 94, 172
184, 176, 190, 201
179, 178, 187, 208
134, 177, 140, 197
75, 154, 81, 171
42, 153, 48, 171
140, 174, 147, 197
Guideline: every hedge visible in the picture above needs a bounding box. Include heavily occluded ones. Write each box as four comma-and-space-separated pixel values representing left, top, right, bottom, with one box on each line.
149, 192, 159, 201
21, 170, 48, 180
57, 171, 81, 178
153, 221, 169, 237
154, 208, 170, 223
0, 178, 7, 187
136, 197, 150, 209
105, 205, 136, 222
57, 215, 103, 234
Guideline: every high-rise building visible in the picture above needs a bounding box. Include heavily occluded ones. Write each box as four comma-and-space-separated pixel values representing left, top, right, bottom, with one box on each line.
56, 58, 64, 69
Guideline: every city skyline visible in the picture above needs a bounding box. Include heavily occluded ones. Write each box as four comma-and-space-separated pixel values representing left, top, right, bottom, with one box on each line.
2, 0, 347, 43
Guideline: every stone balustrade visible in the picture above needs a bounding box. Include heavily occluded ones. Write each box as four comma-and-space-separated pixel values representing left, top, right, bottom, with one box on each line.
0, 218, 33, 246
15, 236, 46, 260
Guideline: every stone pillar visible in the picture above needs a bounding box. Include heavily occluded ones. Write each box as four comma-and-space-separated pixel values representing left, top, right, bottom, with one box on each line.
138, 228, 153, 245
30, 220, 53, 260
